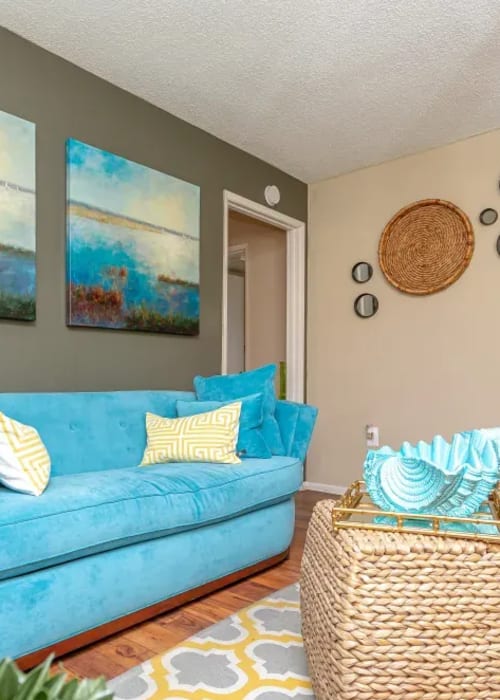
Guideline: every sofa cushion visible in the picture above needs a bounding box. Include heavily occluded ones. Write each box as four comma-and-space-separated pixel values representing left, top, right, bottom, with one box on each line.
0, 456, 302, 581
176, 394, 272, 459
0, 412, 51, 496
0, 391, 195, 476
141, 403, 242, 466
194, 364, 286, 456
275, 400, 319, 463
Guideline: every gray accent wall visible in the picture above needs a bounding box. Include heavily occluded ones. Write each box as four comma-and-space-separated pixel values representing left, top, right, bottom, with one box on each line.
0, 28, 306, 392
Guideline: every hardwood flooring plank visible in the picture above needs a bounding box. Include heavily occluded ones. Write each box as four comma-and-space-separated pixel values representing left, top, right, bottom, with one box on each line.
60, 650, 126, 680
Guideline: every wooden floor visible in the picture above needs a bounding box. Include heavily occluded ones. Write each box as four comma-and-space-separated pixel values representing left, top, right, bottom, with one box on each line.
58, 490, 326, 680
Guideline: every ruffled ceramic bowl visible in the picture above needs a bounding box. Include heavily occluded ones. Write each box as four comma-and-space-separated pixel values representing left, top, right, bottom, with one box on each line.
364, 430, 500, 517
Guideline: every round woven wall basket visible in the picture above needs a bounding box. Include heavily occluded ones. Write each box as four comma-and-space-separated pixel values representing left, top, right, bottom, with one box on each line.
379, 199, 474, 295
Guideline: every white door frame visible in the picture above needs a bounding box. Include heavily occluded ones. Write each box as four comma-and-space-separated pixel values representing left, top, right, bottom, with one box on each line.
222, 190, 306, 403
227, 243, 248, 373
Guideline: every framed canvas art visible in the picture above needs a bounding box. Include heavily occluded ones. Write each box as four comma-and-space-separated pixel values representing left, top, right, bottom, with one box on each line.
66, 139, 200, 335
0, 110, 36, 321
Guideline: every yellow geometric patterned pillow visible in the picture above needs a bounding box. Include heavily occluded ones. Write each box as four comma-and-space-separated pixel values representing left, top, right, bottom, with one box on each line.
141, 401, 242, 466
0, 412, 51, 496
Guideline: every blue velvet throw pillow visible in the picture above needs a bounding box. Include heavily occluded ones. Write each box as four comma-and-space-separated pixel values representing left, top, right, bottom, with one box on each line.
176, 393, 272, 459
193, 364, 285, 455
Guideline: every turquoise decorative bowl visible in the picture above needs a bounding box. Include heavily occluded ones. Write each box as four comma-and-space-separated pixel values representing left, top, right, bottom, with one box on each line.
364, 430, 500, 517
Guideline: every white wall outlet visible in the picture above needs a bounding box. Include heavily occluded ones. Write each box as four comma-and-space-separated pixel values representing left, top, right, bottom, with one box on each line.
366, 424, 379, 448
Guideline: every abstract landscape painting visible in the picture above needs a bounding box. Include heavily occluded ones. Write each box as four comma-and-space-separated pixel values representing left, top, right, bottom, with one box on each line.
0, 110, 36, 321
66, 139, 200, 334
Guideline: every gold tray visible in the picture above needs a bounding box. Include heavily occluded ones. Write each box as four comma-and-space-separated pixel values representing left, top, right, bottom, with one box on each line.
332, 480, 500, 543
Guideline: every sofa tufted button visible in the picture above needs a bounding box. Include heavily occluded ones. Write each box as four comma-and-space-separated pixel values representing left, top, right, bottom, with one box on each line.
119, 421, 126, 429
69, 423, 77, 431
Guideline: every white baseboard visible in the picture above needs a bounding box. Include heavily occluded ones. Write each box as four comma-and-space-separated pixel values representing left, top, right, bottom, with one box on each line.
301, 481, 346, 495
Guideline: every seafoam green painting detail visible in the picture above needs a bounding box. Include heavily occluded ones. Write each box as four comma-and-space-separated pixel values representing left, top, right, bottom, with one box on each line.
66, 139, 200, 335
0, 110, 36, 321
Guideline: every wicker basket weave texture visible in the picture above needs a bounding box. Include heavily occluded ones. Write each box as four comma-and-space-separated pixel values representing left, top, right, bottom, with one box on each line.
300, 499, 500, 700
378, 199, 474, 295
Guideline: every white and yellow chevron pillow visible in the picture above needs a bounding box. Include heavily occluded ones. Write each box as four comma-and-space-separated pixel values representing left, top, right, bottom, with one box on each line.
0, 412, 51, 496
141, 402, 242, 466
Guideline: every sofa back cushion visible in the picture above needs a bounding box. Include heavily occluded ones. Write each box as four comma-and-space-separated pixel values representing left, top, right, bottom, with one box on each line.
0, 391, 195, 475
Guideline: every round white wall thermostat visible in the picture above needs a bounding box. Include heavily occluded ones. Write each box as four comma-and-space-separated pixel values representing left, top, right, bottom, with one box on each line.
264, 185, 281, 207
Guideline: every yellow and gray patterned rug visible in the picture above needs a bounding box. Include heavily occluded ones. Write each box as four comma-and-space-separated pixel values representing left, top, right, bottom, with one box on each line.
109, 583, 314, 699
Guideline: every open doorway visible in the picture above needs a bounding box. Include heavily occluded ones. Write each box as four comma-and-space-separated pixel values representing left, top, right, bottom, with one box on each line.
222, 191, 305, 402
227, 213, 286, 395
227, 243, 247, 375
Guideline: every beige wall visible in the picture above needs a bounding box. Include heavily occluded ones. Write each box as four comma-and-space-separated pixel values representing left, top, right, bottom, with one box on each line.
229, 212, 286, 384
308, 128, 500, 487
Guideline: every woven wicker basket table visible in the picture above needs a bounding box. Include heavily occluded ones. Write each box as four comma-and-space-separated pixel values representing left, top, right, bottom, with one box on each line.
300, 494, 500, 700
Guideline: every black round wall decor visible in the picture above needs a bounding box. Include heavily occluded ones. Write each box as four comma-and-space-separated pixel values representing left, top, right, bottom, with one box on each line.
354, 293, 379, 318
479, 208, 498, 226
351, 262, 373, 283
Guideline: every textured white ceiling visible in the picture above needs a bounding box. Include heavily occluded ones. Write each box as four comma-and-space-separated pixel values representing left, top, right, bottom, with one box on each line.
2, 1, 500, 182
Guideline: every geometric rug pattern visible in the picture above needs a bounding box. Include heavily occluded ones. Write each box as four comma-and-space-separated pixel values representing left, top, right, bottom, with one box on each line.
109, 583, 315, 699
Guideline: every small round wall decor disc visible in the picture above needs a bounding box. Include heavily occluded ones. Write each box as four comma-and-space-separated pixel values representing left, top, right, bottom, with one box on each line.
264, 185, 280, 207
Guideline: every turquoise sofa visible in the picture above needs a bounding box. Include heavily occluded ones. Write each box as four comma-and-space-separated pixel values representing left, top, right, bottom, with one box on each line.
0, 390, 317, 666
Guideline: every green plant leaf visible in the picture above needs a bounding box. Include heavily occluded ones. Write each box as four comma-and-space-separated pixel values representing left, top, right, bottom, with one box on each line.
15, 656, 52, 700
59, 678, 79, 700
42, 672, 68, 699
34, 691, 49, 700
0, 657, 113, 700
71, 677, 113, 700
0, 658, 24, 700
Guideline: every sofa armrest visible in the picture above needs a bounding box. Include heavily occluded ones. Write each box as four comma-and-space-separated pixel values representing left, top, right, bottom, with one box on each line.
275, 400, 318, 463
